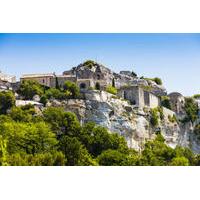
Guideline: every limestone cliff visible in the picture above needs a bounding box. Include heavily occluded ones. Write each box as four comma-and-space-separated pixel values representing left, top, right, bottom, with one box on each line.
47, 90, 200, 153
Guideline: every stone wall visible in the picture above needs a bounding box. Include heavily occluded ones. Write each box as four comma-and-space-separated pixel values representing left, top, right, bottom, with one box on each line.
118, 86, 145, 107
50, 76, 77, 88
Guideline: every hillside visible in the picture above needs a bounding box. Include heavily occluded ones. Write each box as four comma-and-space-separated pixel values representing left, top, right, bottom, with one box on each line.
0, 60, 200, 166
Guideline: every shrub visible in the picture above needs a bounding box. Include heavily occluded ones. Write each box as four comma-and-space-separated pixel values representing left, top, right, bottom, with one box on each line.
170, 157, 189, 166
64, 81, 80, 98
0, 91, 15, 114
168, 114, 177, 123
150, 108, 159, 127
184, 97, 199, 123
106, 85, 117, 95
161, 96, 171, 109
82, 60, 96, 69
154, 77, 162, 85
193, 94, 200, 99
18, 80, 44, 100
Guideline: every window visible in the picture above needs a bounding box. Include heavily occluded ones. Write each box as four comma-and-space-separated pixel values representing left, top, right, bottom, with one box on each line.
97, 74, 101, 80
80, 83, 86, 89
95, 82, 100, 90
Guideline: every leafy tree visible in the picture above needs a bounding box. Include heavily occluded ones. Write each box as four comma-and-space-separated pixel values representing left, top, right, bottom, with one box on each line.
184, 97, 199, 123
0, 121, 58, 155
170, 157, 189, 166
97, 149, 128, 166
161, 96, 171, 109
140, 134, 175, 166
174, 146, 196, 165
59, 135, 97, 166
63, 81, 80, 99
40, 95, 48, 105
80, 123, 129, 157
18, 80, 44, 100
7, 151, 66, 166
0, 136, 8, 166
43, 107, 81, 137
45, 88, 69, 100
0, 91, 15, 114
9, 105, 36, 122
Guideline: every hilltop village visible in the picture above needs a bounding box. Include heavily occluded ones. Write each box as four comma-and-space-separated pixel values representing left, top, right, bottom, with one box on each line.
1, 60, 200, 153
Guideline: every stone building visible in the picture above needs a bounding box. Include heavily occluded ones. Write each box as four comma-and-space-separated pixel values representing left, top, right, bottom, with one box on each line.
20, 73, 77, 88
168, 92, 185, 114
50, 75, 77, 88
0, 71, 16, 83
21, 73, 55, 87
63, 61, 114, 90
118, 85, 160, 108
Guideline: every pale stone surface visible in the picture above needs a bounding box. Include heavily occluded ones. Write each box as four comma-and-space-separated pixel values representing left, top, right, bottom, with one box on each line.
47, 90, 200, 153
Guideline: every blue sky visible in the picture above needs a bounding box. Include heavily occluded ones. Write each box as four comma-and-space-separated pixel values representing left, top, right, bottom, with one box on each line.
0, 33, 199, 96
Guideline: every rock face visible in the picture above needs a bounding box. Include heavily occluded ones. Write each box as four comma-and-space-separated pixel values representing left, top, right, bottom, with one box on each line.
46, 90, 200, 153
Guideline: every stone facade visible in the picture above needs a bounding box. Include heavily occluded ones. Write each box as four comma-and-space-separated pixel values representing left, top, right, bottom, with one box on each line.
118, 86, 160, 108
144, 91, 160, 108
168, 92, 185, 114
63, 61, 114, 90
21, 73, 55, 87
50, 75, 77, 88
0, 71, 16, 83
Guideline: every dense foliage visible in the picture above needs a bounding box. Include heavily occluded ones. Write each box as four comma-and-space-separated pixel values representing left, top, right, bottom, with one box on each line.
106, 85, 117, 95
184, 97, 199, 123
0, 83, 199, 166
18, 80, 80, 102
0, 97, 199, 166
161, 96, 171, 109
0, 91, 15, 114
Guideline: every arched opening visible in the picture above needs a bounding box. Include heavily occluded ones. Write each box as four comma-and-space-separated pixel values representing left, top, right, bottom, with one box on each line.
131, 100, 136, 105
97, 74, 101, 80
80, 82, 86, 89
95, 82, 101, 90
124, 91, 127, 99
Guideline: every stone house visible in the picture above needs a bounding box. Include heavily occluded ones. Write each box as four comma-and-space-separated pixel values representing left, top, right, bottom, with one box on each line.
118, 85, 160, 108
21, 73, 55, 87
168, 92, 185, 114
50, 75, 77, 88
20, 73, 77, 88
63, 61, 114, 90
0, 71, 16, 83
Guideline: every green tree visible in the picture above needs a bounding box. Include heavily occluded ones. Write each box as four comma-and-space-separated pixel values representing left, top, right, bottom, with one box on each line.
0, 91, 15, 114
184, 97, 199, 123
59, 135, 97, 166
0, 121, 58, 155
43, 107, 81, 137
98, 149, 128, 166
63, 81, 80, 99
9, 105, 36, 122
7, 151, 66, 166
80, 123, 129, 157
140, 134, 175, 166
170, 157, 189, 166
161, 96, 171, 109
45, 88, 69, 100
18, 80, 44, 100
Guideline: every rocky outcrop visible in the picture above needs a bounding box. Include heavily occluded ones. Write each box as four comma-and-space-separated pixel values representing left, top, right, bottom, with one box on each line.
46, 90, 200, 152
